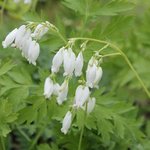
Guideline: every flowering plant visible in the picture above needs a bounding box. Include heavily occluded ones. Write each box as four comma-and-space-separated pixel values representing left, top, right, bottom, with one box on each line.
0, 0, 150, 150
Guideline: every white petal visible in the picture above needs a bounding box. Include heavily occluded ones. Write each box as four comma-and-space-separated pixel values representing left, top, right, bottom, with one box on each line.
2, 28, 18, 48
63, 48, 76, 76
51, 47, 64, 73
44, 77, 54, 99
74, 85, 90, 108
15, 25, 26, 49
74, 52, 84, 77
61, 111, 72, 134
94, 67, 103, 88
57, 80, 68, 105
86, 64, 97, 88
28, 41, 40, 65
74, 85, 83, 107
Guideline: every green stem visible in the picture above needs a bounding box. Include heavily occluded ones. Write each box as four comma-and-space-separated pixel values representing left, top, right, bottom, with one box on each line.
78, 103, 88, 150
0, 136, 6, 150
70, 37, 150, 98
102, 53, 121, 58
57, 31, 67, 44
78, 125, 85, 150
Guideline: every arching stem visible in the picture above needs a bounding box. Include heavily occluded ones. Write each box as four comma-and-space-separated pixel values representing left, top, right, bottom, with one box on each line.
70, 37, 150, 98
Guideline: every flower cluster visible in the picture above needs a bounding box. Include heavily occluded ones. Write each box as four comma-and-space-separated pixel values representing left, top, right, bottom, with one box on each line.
43, 44, 103, 134
13, 0, 32, 4
2, 21, 103, 135
2, 22, 50, 65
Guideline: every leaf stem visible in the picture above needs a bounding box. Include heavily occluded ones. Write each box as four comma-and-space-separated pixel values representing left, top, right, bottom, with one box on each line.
17, 126, 31, 142
70, 37, 150, 98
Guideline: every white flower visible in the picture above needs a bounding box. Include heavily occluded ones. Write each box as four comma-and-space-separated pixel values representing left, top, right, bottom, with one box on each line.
61, 111, 72, 134
43, 77, 54, 99
31, 24, 49, 39
21, 37, 32, 59
2, 28, 18, 48
86, 63, 97, 88
93, 67, 103, 88
87, 97, 96, 114
63, 48, 76, 76
27, 40, 40, 65
51, 47, 64, 73
86, 56, 102, 88
15, 25, 26, 48
74, 51, 84, 77
57, 80, 68, 105
74, 85, 90, 108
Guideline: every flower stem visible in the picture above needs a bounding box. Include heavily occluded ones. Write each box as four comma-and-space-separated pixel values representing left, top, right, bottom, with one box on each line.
70, 37, 150, 98
78, 103, 88, 150
102, 53, 121, 58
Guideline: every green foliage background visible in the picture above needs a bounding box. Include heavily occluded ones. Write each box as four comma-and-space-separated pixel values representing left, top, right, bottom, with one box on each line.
0, 0, 150, 149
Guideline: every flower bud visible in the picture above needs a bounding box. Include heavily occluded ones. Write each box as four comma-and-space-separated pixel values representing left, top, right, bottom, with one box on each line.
44, 77, 54, 99
51, 47, 64, 73
2, 28, 18, 48
74, 52, 84, 77
63, 48, 76, 76
61, 111, 72, 134
31, 24, 49, 39
57, 80, 68, 105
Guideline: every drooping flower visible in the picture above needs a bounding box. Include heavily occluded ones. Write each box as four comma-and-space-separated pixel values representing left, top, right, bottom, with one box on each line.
74, 85, 90, 108
51, 47, 64, 73
74, 51, 84, 77
27, 40, 40, 65
63, 48, 76, 76
2, 28, 18, 48
61, 111, 72, 134
14, 25, 26, 48
93, 67, 103, 88
43, 77, 54, 99
86, 63, 97, 88
86, 97, 96, 114
86, 56, 102, 88
57, 80, 68, 105
31, 23, 49, 39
